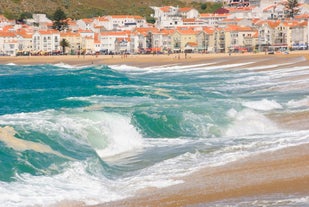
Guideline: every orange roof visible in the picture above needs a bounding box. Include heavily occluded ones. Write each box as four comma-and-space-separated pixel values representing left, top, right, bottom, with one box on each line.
100, 31, 131, 36
176, 28, 199, 35
182, 18, 196, 23
267, 20, 281, 28
295, 14, 309, 19
82, 18, 93, 23
2, 25, 14, 32
160, 29, 174, 35
203, 27, 214, 34
227, 7, 254, 12
200, 13, 229, 18
38, 29, 59, 35
96, 17, 108, 22
0, 31, 16, 37
78, 29, 93, 33
110, 15, 143, 19
133, 27, 159, 36
179, 7, 193, 13
60, 32, 80, 37
222, 18, 242, 22
224, 25, 254, 32
115, 37, 130, 42
160, 6, 172, 12
17, 29, 33, 38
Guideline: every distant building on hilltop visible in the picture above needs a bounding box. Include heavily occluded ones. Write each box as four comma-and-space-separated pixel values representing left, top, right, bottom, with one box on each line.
150, 6, 199, 29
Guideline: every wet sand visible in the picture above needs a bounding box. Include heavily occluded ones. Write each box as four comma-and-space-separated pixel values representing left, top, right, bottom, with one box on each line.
93, 144, 309, 207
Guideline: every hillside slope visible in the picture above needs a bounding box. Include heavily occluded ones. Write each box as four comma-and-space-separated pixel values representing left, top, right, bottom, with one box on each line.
0, 0, 221, 20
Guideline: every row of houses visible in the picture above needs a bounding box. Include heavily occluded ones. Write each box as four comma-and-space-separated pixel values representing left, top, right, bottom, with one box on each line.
0, 1, 309, 56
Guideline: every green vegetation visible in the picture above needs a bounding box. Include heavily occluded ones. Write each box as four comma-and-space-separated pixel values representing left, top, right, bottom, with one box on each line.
284, 0, 299, 18
60, 39, 70, 54
192, 2, 223, 13
52, 8, 68, 31
1, 0, 222, 20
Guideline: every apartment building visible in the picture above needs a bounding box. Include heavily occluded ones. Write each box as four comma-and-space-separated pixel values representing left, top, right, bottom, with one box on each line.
32, 30, 60, 53
0, 31, 17, 56
151, 6, 199, 29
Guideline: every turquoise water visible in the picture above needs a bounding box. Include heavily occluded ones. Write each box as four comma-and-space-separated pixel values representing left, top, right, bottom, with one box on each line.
0, 62, 308, 206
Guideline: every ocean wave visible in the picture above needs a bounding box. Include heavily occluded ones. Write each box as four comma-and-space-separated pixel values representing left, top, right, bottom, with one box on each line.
0, 110, 143, 159
225, 108, 280, 137
242, 99, 283, 111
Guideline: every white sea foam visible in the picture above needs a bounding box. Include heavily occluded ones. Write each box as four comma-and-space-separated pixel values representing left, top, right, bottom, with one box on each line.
0, 113, 308, 207
110, 62, 254, 74
286, 96, 309, 108
53, 62, 90, 69
0, 161, 126, 207
225, 108, 279, 137
0, 153, 187, 207
208, 195, 309, 207
6, 63, 16, 66
242, 99, 283, 111
109, 64, 142, 71
246, 58, 305, 71
92, 112, 143, 158
0, 110, 144, 158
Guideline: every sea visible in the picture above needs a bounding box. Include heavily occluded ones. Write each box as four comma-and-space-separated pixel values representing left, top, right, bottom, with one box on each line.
0, 60, 308, 207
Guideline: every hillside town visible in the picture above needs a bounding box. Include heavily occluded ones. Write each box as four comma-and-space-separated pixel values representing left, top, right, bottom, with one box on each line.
0, 0, 309, 56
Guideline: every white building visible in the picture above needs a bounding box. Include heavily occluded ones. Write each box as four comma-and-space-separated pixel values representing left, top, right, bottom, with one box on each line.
26, 14, 52, 29
290, 21, 308, 49
16, 29, 33, 54
99, 31, 130, 53
0, 31, 18, 56
115, 38, 131, 53
32, 30, 60, 53
103, 15, 147, 31
76, 18, 95, 31
150, 6, 199, 29
199, 13, 229, 27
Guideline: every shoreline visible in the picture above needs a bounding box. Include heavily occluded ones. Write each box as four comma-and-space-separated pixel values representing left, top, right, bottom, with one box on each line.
1, 51, 308, 207
1, 51, 309, 68
93, 143, 309, 207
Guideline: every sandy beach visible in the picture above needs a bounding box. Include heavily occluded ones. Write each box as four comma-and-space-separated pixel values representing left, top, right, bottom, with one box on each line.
1, 52, 308, 207
1, 51, 309, 68
92, 144, 309, 207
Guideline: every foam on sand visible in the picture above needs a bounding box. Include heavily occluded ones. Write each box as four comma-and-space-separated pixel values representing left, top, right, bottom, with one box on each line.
95, 144, 309, 207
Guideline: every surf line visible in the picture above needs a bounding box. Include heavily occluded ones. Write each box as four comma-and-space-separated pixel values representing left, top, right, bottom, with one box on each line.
0, 126, 73, 160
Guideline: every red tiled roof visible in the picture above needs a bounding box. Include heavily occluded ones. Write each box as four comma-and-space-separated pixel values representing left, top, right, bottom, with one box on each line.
179, 7, 193, 13
160, 6, 172, 12
0, 31, 16, 37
